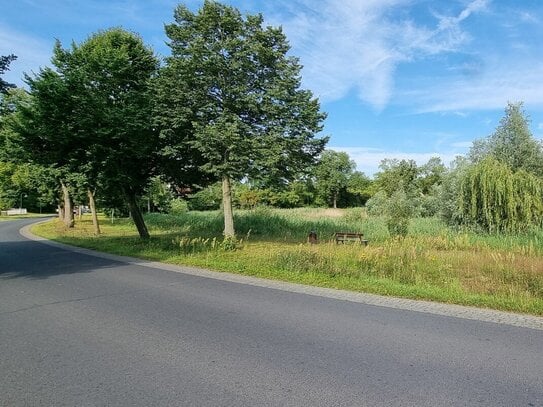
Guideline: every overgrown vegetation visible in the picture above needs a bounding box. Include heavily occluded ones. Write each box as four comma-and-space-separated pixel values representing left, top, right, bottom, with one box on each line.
33, 208, 543, 316
459, 157, 543, 233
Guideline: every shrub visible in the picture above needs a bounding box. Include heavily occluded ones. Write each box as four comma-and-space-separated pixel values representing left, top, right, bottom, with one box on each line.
385, 189, 415, 237
169, 198, 189, 215
365, 190, 388, 217
188, 184, 222, 211
419, 185, 442, 217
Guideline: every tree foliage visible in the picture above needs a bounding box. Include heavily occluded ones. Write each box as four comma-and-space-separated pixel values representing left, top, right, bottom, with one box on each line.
374, 158, 420, 196
385, 189, 414, 237
314, 150, 355, 208
469, 102, 543, 176
155, 1, 327, 236
17, 29, 158, 237
0, 54, 17, 94
459, 157, 543, 232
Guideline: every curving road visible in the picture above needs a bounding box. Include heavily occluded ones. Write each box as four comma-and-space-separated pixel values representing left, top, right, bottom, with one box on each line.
1, 218, 542, 406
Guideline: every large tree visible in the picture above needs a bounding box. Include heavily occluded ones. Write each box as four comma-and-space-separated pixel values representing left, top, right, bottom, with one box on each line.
469, 102, 543, 176
155, 1, 327, 236
314, 150, 355, 208
374, 158, 420, 197
18, 29, 159, 237
459, 157, 543, 232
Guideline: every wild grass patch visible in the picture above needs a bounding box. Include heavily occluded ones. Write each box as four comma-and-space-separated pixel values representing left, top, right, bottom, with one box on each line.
32, 208, 543, 315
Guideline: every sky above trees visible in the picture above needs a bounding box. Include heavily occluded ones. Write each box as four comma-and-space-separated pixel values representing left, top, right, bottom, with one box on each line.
3, 0, 543, 174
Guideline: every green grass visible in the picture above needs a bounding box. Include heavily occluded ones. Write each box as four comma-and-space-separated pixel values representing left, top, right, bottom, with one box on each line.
0, 213, 54, 221
32, 208, 543, 316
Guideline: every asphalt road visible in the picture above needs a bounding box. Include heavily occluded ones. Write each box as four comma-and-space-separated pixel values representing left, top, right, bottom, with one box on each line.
1, 218, 542, 406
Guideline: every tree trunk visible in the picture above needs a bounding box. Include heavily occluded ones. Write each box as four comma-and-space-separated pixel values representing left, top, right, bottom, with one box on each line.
333, 192, 338, 209
87, 188, 101, 235
125, 191, 150, 239
58, 204, 64, 220
61, 181, 74, 228
222, 176, 235, 237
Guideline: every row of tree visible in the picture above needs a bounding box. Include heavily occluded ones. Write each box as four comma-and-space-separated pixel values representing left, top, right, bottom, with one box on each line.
0, 1, 327, 238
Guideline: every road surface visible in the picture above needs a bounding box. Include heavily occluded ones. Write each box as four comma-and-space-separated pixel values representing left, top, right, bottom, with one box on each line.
1, 218, 542, 406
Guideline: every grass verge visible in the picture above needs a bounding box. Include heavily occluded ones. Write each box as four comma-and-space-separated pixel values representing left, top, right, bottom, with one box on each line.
31, 209, 543, 316
1, 213, 54, 221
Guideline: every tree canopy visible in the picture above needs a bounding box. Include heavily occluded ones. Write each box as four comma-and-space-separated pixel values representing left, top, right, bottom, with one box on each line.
0, 54, 17, 94
470, 102, 543, 176
155, 1, 327, 236
459, 157, 543, 232
314, 150, 356, 208
17, 28, 159, 237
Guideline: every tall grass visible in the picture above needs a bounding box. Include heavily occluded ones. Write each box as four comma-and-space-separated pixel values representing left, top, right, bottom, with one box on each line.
32, 207, 543, 315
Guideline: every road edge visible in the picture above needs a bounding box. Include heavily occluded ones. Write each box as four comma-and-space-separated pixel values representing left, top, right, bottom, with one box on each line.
20, 220, 543, 331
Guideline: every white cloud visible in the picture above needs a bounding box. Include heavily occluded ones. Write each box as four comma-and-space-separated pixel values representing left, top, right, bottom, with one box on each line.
329, 146, 461, 176
436, 0, 488, 29
274, 0, 487, 110
410, 63, 543, 113
518, 11, 539, 24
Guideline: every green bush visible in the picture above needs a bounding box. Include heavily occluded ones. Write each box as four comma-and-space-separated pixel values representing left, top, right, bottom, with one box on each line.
188, 184, 222, 211
365, 190, 388, 217
386, 217, 409, 237
385, 190, 414, 237
169, 198, 189, 215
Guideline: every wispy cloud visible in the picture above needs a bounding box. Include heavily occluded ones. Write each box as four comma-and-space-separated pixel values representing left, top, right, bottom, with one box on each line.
273, 0, 488, 110
410, 63, 543, 113
518, 10, 539, 24
0, 24, 52, 87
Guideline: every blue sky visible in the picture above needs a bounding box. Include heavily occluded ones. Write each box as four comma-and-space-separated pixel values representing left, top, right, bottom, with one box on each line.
2, 0, 543, 175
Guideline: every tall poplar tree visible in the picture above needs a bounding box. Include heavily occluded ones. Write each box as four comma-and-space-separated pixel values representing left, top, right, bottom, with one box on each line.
470, 102, 543, 176
155, 1, 327, 236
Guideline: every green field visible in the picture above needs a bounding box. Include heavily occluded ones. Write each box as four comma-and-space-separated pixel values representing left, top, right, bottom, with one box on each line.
32, 208, 543, 315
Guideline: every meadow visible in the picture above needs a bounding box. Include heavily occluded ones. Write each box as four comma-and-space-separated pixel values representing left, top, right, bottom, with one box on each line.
32, 207, 543, 315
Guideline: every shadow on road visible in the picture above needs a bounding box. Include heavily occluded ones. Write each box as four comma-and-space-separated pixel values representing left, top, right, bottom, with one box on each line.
0, 239, 123, 280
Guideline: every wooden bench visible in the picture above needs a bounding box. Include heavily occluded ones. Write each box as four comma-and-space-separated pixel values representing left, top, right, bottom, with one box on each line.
334, 232, 368, 246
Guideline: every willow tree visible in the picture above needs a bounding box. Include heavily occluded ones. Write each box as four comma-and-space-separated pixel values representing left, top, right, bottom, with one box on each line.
155, 1, 327, 237
18, 29, 159, 238
459, 157, 543, 232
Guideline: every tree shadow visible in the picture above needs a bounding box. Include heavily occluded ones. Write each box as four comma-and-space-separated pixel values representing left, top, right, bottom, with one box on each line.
0, 239, 123, 280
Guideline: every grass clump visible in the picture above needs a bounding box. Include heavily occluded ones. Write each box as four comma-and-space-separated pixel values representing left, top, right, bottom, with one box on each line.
172, 235, 243, 254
